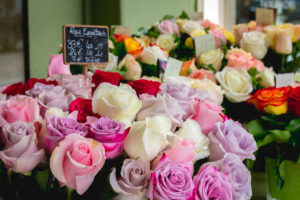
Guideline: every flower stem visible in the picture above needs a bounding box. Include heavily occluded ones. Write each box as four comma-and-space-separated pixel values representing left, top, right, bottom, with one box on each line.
281, 54, 286, 73
67, 188, 73, 200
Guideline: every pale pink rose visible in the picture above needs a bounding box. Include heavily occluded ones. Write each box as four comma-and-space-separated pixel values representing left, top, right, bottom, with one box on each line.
275, 30, 293, 54
189, 69, 216, 83
191, 99, 223, 135
233, 24, 248, 45
48, 54, 71, 77
152, 137, 195, 175
226, 51, 250, 69
0, 95, 40, 127
50, 134, 106, 194
212, 29, 227, 48
0, 121, 45, 173
247, 58, 265, 72
201, 19, 218, 31
157, 20, 180, 37
60, 74, 93, 99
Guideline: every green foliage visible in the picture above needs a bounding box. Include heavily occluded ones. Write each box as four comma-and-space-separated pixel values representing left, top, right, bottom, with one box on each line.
161, 14, 176, 21
201, 64, 217, 74
178, 11, 189, 19
70, 65, 83, 75
248, 68, 263, 92
204, 27, 210, 34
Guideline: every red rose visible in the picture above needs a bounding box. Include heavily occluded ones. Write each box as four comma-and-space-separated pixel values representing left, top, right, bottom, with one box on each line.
288, 86, 300, 116
69, 98, 100, 123
127, 79, 161, 96
92, 70, 124, 94
1, 82, 26, 95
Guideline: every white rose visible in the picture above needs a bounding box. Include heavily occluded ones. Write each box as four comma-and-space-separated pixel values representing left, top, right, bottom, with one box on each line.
240, 31, 267, 60
45, 107, 68, 117
156, 34, 175, 52
88, 53, 118, 72
117, 54, 142, 80
139, 45, 168, 65
198, 49, 224, 71
92, 83, 142, 126
255, 67, 275, 88
216, 67, 253, 103
175, 119, 210, 160
182, 20, 202, 34
123, 116, 172, 161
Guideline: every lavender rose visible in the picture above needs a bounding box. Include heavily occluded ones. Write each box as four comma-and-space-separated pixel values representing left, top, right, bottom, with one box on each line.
88, 117, 128, 159
137, 93, 185, 131
43, 115, 88, 152
0, 121, 45, 173
209, 153, 252, 200
208, 119, 257, 161
147, 156, 194, 200
193, 164, 232, 200
38, 86, 76, 117
109, 158, 150, 199
60, 74, 93, 99
26, 82, 56, 98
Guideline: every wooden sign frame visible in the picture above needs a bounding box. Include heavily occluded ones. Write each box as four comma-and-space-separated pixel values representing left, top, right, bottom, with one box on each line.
62, 24, 109, 65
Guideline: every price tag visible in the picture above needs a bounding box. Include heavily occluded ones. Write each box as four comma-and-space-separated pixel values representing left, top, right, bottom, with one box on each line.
194, 34, 215, 58
164, 57, 182, 78
111, 25, 131, 37
188, 12, 203, 21
275, 73, 295, 88
256, 8, 275, 25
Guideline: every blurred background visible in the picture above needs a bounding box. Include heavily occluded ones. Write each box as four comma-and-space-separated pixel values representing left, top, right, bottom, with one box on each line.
0, 0, 299, 86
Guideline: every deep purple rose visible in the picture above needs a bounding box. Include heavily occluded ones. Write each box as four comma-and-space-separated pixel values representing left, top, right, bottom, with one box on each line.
44, 115, 88, 152
147, 156, 194, 200
193, 164, 232, 200
88, 117, 128, 159
209, 153, 252, 200
208, 119, 257, 161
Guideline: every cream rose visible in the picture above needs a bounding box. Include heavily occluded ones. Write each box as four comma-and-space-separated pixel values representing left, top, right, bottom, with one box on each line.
198, 49, 224, 71
182, 20, 202, 34
175, 119, 210, 160
216, 67, 253, 103
139, 45, 168, 65
117, 54, 142, 81
255, 67, 275, 88
123, 115, 172, 161
240, 31, 267, 59
45, 107, 69, 117
156, 34, 175, 52
92, 83, 142, 126
88, 53, 118, 72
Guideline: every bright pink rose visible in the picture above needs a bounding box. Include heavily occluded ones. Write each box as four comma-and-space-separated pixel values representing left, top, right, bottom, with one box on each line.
48, 54, 71, 77
152, 137, 195, 174
0, 121, 45, 173
0, 95, 40, 127
157, 20, 180, 37
50, 134, 105, 194
212, 29, 227, 48
191, 99, 223, 135
189, 69, 216, 83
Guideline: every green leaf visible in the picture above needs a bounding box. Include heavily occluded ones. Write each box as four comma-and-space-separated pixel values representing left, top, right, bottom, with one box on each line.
261, 115, 287, 126
109, 70, 126, 77
256, 129, 291, 148
162, 15, 176, 21
204, 27, 210, 34
34, 169, 50, 192
246, 119, 268, 139
286, 118, 300, 133
178, 11, 189, 19
201, 64, 217, 74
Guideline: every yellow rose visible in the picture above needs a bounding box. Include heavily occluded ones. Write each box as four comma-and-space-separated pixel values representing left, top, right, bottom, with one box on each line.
176, 18, 188, 33
92, 83, 142, 126
185, 30, 206, 49
264, 103, 288, 115
198, 49, 224, 71
223, 30, 235, 44
124, 38, 143, 57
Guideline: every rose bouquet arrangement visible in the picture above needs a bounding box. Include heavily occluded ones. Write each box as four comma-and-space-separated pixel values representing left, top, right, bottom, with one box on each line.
0, 52, 258, 200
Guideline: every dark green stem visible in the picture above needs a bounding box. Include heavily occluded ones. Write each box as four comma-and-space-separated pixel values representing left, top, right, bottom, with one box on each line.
281, 54, 286, 73
67, 188, 73, 200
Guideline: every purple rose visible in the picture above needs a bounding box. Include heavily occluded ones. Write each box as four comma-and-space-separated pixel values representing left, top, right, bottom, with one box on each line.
193, 164, 232, 200
39, 86, 76, 117
26, 82, 56, 98
109, 158, 150, 199
159, 82, 213, 120
0, 121, 45, 173
157, 20, 180, 37
209, 153, 252, 200
60, 74, 93, 99
88, 117, 128, 159
44, 115, 88, 152
147, 156, 194, 200
208, 119, 257, 161
137, 93, 185, 131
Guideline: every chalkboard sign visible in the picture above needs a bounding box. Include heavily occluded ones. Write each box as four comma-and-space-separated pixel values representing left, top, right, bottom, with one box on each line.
63, 25, 109, 64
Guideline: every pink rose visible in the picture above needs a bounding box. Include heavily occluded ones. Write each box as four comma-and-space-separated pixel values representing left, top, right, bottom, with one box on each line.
48, 54, 71, 77
60, 74, 93, 99
157, 20, 180, 37
0, 95, 40, 127
50, 134, 106, 194
152, 137, 195, 174
275, 30, 293, 54
191, 99, 223, 135
226, 51, 250, 69
0, 121, 45, 173
189, 69, 216, 83
212, 29, 227, 48
233, 24, 248, 45
201, 19, 218, 31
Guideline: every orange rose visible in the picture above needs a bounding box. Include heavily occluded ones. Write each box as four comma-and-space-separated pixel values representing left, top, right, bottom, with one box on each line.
247, 87, 292, 115
180, 58, 198, 76
189, 69, 216, 83
113, 34, 129, 43
124, 38, 143, 58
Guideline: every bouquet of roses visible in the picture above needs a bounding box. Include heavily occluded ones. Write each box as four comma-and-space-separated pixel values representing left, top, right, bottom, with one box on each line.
0, 53, 257, 200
